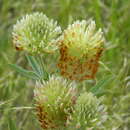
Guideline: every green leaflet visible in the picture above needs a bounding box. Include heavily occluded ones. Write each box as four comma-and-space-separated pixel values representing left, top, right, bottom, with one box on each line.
9, 64, 40, 80
26, 55, 49, 80
90, 75, 114, 97
26, 55, 41, 75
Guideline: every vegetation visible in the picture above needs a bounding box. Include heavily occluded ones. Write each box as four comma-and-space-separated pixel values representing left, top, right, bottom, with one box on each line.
0, 0, 130, 130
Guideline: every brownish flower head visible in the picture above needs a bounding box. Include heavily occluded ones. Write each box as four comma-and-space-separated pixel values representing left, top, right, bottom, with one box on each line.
34, 76, 77, 129
58, 20, 104, 81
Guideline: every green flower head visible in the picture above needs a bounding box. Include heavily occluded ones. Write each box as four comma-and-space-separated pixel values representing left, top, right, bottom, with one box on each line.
71, 92, 107, 129
34, 76, 77, 129
61, 20, 104, 58
12, 12, 61, 54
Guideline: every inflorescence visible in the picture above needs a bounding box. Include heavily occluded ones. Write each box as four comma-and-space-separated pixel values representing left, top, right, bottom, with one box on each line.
34, 76, 77, 129
12, 12, 61, 54
58, 20, 104, 81
12, 12, 106, 130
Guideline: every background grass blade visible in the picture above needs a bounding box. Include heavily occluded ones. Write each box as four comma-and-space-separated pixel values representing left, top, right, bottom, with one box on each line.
8, 118, 17, 130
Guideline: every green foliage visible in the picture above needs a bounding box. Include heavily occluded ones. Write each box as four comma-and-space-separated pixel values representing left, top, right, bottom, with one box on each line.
8, 118, 17, 130
90, 75, 114, 97
26, 55, 49, 80
9, 64, 40, 80
0, 0, 130, 130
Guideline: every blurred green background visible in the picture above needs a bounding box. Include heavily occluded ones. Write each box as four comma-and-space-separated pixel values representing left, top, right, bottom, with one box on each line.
0, 0, 130, 130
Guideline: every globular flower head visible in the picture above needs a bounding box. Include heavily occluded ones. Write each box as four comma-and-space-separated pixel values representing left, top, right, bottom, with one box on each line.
61, 20, 104, 58
12, 12, 61, 54
34, 76, 77, 129
70, 92, 107, 129
58, 20, 104, 81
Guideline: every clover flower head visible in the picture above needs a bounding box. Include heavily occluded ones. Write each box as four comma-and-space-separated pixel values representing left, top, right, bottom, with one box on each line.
71, 92, 107, 129
12, 12, 61, 54
34, 76, 77, 129
58, 20, 104, 81
62, 20, 104, 58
